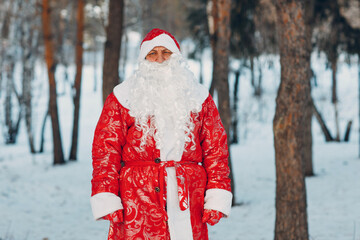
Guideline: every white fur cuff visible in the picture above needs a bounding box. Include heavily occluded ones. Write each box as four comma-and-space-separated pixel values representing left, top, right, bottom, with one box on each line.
204, 188, 233, 216
90, 192, 123, 220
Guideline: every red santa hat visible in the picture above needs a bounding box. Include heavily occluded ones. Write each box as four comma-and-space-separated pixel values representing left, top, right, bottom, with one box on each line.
138, 28, 181, 60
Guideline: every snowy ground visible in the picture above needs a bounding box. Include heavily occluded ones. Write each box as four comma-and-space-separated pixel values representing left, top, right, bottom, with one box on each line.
1, 50, 360, 239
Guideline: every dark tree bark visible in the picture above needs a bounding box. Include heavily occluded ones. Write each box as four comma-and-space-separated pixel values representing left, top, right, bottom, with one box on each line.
273, 0, 309, 239
69, 0, 85, 161
42, 0, 65, 165
210, 0, 236, 206
343, 120, 352, 142
303, 0, 315, 176
331, 58, 341, 141
102, 0, 124, 104
231, 70, 240, 144
327, 21, 341, 142
39, 108, 49, 153
250, 56, 255, 87
331, 59, 338, 105
208, 0, 218, 97
254, 62, 262, 97
312, 101, 334, 142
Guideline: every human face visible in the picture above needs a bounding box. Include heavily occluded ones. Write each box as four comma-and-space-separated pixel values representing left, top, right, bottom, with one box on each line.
145, 46, 173, 63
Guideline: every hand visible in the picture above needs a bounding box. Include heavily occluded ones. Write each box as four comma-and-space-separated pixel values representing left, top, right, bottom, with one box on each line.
202, 209, 224, 226
102, 209, 124, 223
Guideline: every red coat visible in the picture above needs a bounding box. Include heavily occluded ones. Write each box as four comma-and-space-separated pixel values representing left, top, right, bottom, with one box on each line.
91, 92, 232, 240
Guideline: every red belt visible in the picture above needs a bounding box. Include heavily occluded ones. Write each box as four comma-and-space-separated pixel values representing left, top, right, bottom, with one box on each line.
124, 160, 198, 221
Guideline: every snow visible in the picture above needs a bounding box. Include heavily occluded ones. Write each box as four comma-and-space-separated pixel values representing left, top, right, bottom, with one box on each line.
1, 46, 360, 240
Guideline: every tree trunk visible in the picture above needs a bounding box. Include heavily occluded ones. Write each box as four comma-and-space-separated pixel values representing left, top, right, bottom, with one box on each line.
303, 0, 315, 177
42, 0, 65, 165
210, 0, 236, 206
273, 0, 309, 239
358, 56, 360, 158
250, 56, 255, 87
102, 0, 124, 104
21, 3, 39, 154
331, 59, 337, 104
22, 51, 36, 153
39, 108, 49, 153
5, 61, 17, 144
343, 120, 352, 142
208, 0, 218, 97
231, 70, 240, 144
199, 53, 204, 84
69, 0, 85, 161
254, 62, 262, 97
312, 101, 334, 141
331, 58, 341, 141
5, 61, 13, 143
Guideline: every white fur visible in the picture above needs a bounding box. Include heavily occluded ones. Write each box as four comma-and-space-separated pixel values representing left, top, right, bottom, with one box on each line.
138, 33, 181, 61
90, 192, 123, 220
113, 54, 208, 152
204, 188, 233, 217
166, 167, 193, 240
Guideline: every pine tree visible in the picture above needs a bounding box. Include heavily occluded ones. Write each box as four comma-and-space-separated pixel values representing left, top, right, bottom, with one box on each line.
273, 0, 309, 239
102, 0, 124, 104
42, 0, 65, 165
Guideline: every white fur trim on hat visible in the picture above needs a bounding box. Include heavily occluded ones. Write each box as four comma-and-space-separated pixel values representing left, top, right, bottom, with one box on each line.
138, 33, 181, 61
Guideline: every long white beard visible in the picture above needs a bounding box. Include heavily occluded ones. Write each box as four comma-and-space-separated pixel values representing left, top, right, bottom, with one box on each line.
126, 54, 203, 150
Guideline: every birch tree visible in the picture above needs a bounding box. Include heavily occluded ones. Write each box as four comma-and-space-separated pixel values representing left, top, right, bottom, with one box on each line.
2, 0, 20, 144
20, 0, 40, 153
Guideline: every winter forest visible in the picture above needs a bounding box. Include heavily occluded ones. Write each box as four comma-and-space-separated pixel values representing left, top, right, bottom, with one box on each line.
0, 0, 360, 239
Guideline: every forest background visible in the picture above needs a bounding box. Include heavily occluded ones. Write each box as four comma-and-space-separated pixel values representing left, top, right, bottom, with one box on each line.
0, 0, 360, 239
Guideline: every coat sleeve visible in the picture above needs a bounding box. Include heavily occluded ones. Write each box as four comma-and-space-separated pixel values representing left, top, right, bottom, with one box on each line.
90, 93, 127, 220
200, 94, 233, 216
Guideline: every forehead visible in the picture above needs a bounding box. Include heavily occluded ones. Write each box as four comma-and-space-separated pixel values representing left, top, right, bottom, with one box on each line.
149, 46, 171, 52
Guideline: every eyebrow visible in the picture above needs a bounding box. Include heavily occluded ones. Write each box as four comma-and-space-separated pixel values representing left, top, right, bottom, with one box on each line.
147, 48, 172, 55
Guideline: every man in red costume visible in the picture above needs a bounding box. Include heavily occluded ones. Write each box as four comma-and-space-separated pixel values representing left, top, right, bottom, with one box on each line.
91, 28, 232, 240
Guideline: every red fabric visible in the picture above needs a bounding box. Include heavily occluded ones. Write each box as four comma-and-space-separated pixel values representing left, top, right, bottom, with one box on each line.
140, 28, 181, 50
123, 160, 197, 221
202, 209, 224, 226
92, 93, 231, 240
103, 210, 124, 224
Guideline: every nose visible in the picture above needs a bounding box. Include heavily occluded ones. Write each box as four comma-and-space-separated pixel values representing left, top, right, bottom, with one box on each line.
155, 53, 165, 63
